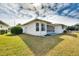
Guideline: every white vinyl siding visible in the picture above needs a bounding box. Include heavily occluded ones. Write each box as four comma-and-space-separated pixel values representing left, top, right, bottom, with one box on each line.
54, 25, 64, 33
22, 21, 47, 36
0, 24, 8, 30
22, 20, 65, 36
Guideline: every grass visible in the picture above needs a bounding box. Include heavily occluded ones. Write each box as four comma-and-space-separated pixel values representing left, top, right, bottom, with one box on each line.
47, 32, 79, 56
0, 34, 34, 56
19, 34, 63, 56
0, 32, 79, 56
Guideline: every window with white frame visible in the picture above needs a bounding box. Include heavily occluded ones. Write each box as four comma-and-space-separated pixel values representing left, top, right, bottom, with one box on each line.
36, 23, 39, 31
41, 23, 45, 31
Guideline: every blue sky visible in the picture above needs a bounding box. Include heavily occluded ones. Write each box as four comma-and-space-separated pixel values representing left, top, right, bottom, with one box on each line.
0, 3, 79, 26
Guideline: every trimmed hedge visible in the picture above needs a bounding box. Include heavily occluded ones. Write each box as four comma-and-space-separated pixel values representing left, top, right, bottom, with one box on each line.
0, 30, 7, 34
11, 26, 23, 35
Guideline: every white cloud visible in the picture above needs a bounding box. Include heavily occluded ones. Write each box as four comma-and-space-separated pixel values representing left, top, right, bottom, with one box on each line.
47, 15, 79, 26
0, 3, 79, 26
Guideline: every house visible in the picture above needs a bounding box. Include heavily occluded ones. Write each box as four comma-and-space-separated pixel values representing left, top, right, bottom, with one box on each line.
0, 20, 9, 30
22, 19, 66, 36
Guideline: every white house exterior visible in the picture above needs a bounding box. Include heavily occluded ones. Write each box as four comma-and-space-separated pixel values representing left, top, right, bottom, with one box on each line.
0, 20, 9, 30
22, 19, 66, 36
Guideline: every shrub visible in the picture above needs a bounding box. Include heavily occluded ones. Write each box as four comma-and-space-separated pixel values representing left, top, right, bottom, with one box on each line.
11, 26, 23, 35
63, 30, 67, 34
0, 30, 7, 34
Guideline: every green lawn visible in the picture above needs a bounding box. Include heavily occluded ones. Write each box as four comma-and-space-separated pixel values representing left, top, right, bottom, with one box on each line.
0, 35, 34, 56
0, 32, 79, 56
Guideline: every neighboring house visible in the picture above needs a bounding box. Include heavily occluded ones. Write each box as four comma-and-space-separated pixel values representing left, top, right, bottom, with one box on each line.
22, 19, 66, 36
0, 20, 9, 30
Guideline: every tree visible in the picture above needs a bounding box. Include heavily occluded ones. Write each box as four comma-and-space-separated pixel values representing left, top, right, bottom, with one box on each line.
16, 23, 21, 27
66, 26, 75, 31
74, 24, 79, 30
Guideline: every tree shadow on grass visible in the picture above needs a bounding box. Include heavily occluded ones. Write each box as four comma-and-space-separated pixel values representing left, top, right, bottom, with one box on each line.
6, 34, 15, 36
19, 34, 64, 56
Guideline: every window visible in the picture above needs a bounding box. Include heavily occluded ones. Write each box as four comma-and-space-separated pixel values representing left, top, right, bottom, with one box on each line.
41, 24, 45, 31
52, 26, 55, 32
62, 25, 64, 29
36, 23, 39, 31
47, 25, 55, 32
0, 26, 2, 28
